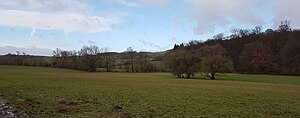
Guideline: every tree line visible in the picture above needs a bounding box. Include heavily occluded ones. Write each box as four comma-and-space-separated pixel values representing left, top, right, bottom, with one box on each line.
0, 46, 165, 72
164, 20, 300, 78
0, 53, 52, 67
52, 46, 160, 72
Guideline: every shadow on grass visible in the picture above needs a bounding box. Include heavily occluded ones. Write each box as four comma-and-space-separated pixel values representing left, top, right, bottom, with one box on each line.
171, 74, 229, 81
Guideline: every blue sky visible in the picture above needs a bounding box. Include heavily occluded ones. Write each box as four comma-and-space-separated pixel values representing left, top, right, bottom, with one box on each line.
0, 0, 299, 55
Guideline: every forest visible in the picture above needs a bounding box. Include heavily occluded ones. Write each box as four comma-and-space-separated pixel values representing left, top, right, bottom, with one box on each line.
165, 20, 300, 78
0, 21, 299, 77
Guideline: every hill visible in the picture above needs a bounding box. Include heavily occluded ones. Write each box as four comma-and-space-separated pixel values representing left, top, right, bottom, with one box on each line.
168, 23, 300, 76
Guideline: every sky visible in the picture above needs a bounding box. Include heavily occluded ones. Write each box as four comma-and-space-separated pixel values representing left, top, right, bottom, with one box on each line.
0, 0, 299, 55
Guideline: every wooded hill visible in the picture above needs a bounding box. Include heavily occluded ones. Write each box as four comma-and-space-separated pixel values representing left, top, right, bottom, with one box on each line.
166, 21, 300, 76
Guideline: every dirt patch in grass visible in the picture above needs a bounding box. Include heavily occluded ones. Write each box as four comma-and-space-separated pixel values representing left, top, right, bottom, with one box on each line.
56, 107, 73, 113
117, 112, 134, 118
59, 101, 81, 106
97, 111, 110, 117
58, 98, 97, 106
21, 99, 41, 108
147, 108, 158, 113
113, 105, 123, 110
82, 99, 97, 104
56, 98, 99, 114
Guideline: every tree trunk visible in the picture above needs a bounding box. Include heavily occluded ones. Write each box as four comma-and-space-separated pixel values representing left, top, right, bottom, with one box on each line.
187, 74, 190, 78
297, 59, 300, 75
210, 72, 215, 80
297, 46, 300, 75
131, 63, 134, 72
210, 63, 216, 80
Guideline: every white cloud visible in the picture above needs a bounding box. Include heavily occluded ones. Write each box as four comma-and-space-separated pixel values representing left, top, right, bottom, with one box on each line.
0, 10, 120, 33
114, 0, 141, 7
0, 45, 53, 56
88, 40, 97, 45
0, 0, 88, 12
78, 40, 97, 46
105, 0, 168, 7
0, 0, 121, 33
273, 0, 300, 29
139, 0, 169, 6
185, 0, 264, 35
139, 40, 165, 50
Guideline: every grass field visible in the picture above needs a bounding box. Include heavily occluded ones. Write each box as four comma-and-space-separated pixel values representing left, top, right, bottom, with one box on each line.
0, 65, 299, 117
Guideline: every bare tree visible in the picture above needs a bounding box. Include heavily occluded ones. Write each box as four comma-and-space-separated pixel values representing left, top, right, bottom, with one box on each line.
124, 47, 136, 72
101, 47, 116, 72
278, 20, 292, 32
281, 34, 300, 75
164, 49, 186, 78
69, 50, 78, 69
53, 48, 63, 68
164, 47, 200, 78
200, 44, 233, 80
78, 45, 100, 72
249, 43, 271, 73
251, 25, 263, 35
239, 42, 272, 73
213, 33, 225, 40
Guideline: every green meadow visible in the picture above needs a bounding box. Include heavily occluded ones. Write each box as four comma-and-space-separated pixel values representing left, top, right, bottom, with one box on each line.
0, 65, 299, 117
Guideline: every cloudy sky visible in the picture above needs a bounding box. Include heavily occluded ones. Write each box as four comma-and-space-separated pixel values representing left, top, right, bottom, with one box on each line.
0, 0, 299, 55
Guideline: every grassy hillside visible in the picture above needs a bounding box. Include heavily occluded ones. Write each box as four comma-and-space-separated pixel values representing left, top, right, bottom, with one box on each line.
0, 66, 299, 117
